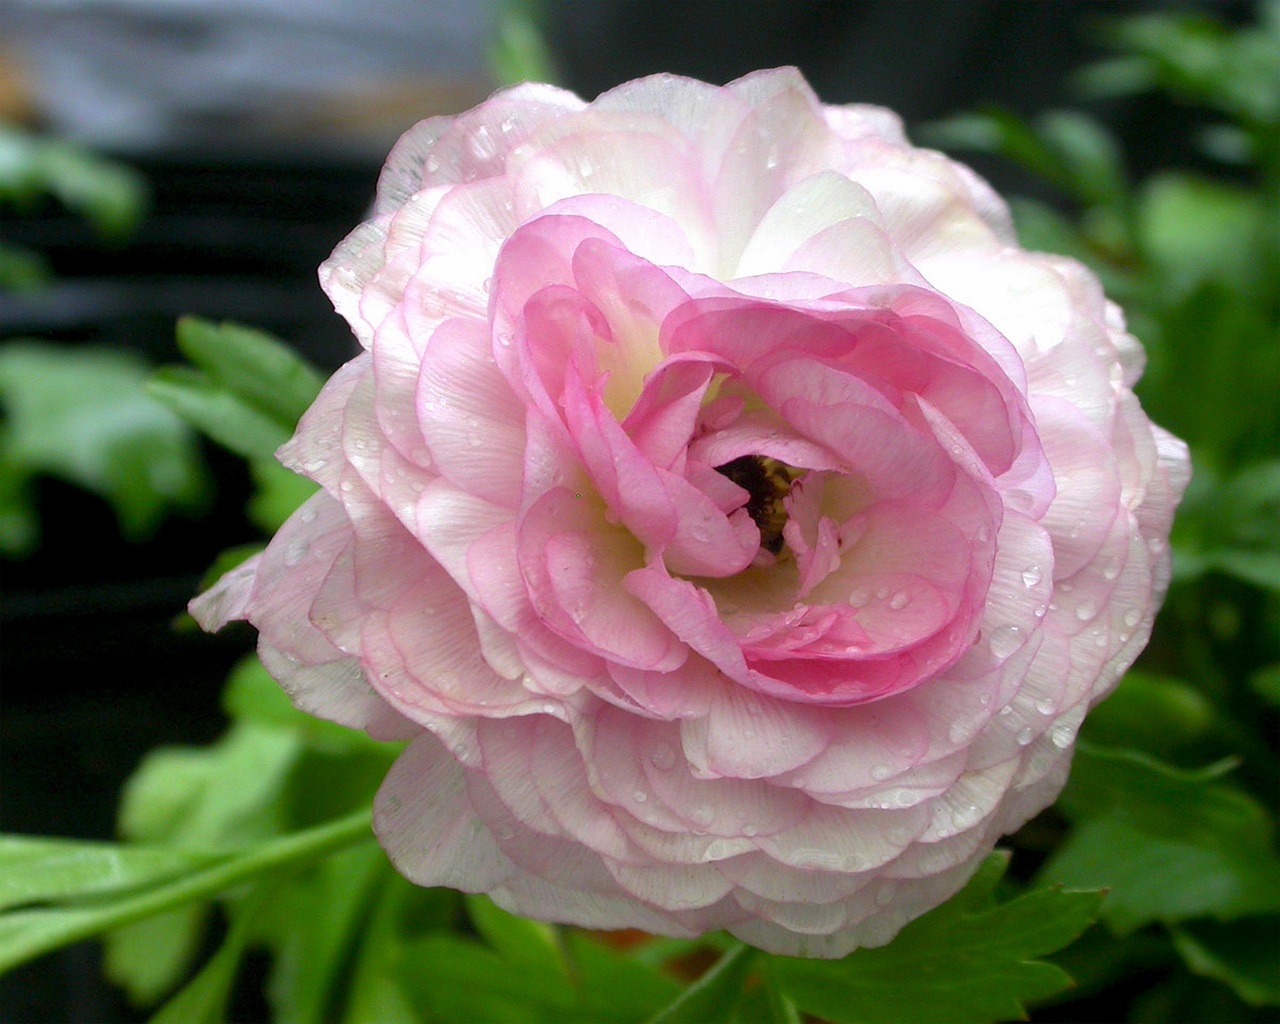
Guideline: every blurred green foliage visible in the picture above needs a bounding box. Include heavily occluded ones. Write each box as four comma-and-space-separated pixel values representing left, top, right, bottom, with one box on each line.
928, 4, 1280, 1019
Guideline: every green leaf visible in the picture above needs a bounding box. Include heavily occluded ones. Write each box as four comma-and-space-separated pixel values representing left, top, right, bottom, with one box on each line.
118, 722, 302, 849
466, 894, 567, 977
341, 872, 446, 1024
148, 367, 294, 462
174, 317, 325, 435
767, 852, 1104, 1024
646, 942, 757, 1024
0, 124, 148, 239
105, 907, 208, 1008
150, 880, 278, 1024
398, 932, 577, 1023
260, 843, 388, 1024
149, 318, 325, 464
1040, 745, 1280, 932
1080, 671, 1216, 758
0, 837, 216, 912
1136, 174, 1264, 295
490, 0, 561, 86
0, 342, 209, 553
562, 932, 682, 1024
1171, 917, 1280, 1007
1034, 111, 1127, 205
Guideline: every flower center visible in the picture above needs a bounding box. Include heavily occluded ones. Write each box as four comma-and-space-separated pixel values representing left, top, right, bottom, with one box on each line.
715, 455, 802, 554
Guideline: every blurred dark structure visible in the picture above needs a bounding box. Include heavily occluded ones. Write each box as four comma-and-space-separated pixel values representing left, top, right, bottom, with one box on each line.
0, 1, 1251, 1021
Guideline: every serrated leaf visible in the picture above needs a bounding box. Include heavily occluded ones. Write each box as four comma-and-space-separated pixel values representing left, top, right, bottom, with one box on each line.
766, 853, 1103, 1024
118, 722, 301, 849
1040, 745, 1280, 932
0, 342, 209, 550
1171, 917, 1280, 1007
0, 837, 215, 912
174, 318, 324, 433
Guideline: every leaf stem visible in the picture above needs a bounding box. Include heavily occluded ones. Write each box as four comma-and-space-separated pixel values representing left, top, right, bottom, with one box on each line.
0, 809, 372, 974
646, 940, 757, 1024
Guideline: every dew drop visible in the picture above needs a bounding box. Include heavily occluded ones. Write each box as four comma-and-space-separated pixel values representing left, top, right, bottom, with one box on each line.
633, 790, 648, 803
1075, 601, 1097, 622
299, 504, 318, 524
1016, 726, 1034, 746
989, 624, 1022, 659
1050, 722, 1076, 749
849, 587, 870, 607
1123, 608, 1141, 629
424, 154, 441, 174
1034, 699, 1055, 715
870, 763, 892, 781
742, 823, 758, 837
1103, 560, 1120, 580
649, 743, 677, 771
1021, 565, 1043, 588
889, 591, 910, 610
283, 540, 308, 566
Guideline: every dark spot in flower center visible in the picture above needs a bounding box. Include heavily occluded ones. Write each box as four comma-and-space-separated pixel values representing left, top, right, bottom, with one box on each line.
715, 455, 801, 554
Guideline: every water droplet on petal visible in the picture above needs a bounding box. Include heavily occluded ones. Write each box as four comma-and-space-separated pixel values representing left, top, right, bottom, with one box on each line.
1123, 608, 1141, 629
870, 764, 891, 781
1016, 726, 1034, 746
633, 790, 648, 803
1075, 601, 1097, 622
649, 743, 677, 771
283, 540, 308, 566
1051, 722, 1076, 749
1021, 565, 1043, 588
989, 625, 1022, 659
889, 591, 910, 610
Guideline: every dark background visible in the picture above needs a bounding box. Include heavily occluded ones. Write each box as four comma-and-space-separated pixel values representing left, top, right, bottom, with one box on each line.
0, 2, 1249, 1020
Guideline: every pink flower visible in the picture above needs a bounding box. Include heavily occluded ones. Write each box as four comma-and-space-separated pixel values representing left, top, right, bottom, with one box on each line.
194, 69, 1189, 957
